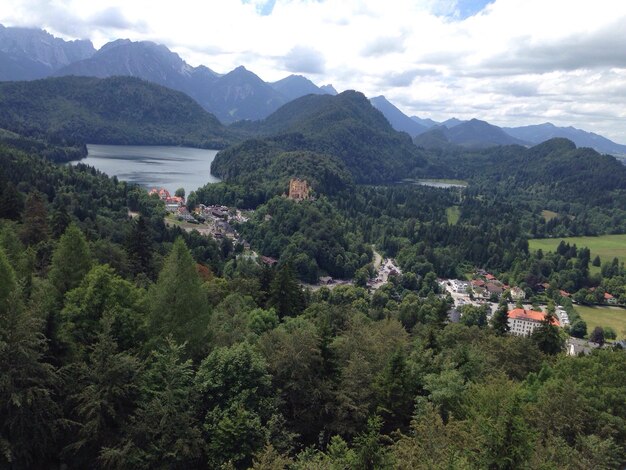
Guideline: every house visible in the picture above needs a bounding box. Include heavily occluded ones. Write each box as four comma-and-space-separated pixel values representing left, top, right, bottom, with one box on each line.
473, 286, 487, 298
507, 308, 559, 336
604, 292, 618, 305
559, 290, 571, 298
319, 276, 334, 285
485, 273, 496, 281
555, 306, 570, 326
471, 279, 486, 288
485, 282, 503, 298
449, 279, 469, 293
510, 286, 526, 301
260, 256, 278, 266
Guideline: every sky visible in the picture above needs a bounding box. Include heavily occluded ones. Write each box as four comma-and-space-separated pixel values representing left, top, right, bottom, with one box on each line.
2, 0, 626, 142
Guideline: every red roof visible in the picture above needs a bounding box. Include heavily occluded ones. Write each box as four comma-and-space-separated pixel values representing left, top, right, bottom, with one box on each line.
260, 256, 278, 266
472, 279, 485, 287
559, 290, 570, 297
485, 274, 496, 280
508, 308, 560, 326
604, 292, 614, 300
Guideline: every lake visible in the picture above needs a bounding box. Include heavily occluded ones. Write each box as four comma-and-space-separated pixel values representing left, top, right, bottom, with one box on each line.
75, 144, 221, 196
399, 178, 468, 189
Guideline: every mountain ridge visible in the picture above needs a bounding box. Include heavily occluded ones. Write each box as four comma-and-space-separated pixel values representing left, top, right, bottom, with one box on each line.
0, 75, 232, 148
212, 90, 431, 185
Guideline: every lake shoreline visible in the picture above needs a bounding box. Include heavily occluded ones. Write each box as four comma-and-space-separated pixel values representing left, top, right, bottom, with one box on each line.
73, 144, 221, 196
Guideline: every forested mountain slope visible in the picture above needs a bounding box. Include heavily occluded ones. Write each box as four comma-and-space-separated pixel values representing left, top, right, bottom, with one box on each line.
214, 90, 431, 185
0, 76, 232, 148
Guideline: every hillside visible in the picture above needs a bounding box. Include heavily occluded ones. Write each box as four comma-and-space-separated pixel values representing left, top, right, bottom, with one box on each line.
205, 66, 288, 122
369, 95, 428, 137
503, 122, 626, 156
270, 74, 333, 101
414, 119, 527, 149
0, 76, 232, 148
213, 90, 431, 184
436, 138, 626, 206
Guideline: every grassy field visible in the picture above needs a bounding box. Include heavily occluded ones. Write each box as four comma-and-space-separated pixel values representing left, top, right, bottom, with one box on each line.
529, 234, 626, 266
575, 305, 626, 339
446, 206, 461, 225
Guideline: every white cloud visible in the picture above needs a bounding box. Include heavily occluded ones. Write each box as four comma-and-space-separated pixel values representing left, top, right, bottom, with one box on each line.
2, 0, 626, 142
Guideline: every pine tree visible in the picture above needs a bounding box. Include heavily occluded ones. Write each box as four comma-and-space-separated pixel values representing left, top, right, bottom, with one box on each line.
148, 238, 209, 359
0, 248, 60, 467
491, 298, 510, 336
50, 205, 71, 239
66, 316, 141, 465
126, 216, 154, 279
531, 302, 565, 355
0, 182, 24, 221
268, 263, 305, 318
48, 224, 92, 299
20, 191, 49, 246
100, 337, 203, 468
375, 349, 414, 433
195, 342, 276, 468
60, 264, 148, 358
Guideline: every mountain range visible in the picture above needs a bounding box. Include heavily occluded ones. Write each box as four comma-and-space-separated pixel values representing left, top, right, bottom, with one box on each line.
1, 24, 626, 157
54, 39, 321, 123
371, 96, 626, 155
0, 24, 94, 80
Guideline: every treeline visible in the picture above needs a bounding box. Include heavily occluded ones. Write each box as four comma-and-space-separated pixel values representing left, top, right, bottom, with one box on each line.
428, 138, 626, 236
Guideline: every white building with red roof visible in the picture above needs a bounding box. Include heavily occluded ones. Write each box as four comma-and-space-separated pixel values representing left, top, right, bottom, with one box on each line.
508, 308, 560, 336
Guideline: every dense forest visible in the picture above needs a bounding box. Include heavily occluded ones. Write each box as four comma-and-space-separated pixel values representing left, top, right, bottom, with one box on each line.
1, 137, 626, 469
1, 74, 626, 468
214, 91, 432, 184
0, 76, 233, 149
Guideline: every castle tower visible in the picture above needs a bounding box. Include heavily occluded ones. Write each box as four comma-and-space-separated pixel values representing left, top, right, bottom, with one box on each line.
288, 178, 310, 201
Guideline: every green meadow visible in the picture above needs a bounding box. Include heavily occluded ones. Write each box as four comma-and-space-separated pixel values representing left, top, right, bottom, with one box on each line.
529, 234, 626, 267
575, 305, 626, 339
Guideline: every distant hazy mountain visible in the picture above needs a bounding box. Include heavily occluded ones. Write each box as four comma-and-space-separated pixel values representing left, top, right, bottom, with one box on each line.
369, 96, 428, 137
320, 84, 338, 95
0, 76, 231, 148
442, 118, 465, 128
56, 39, 221, 107
448, 119, 528, 147
213, 90, 430, 184
414, 119, 527, 149
411, 116, 439, 128
206, 66, 289, 122
412, 126, 454, 149
503, 122, 626, 156
56, 39, 289, 123
0, 24, 94, 80
270, 74, 334, 101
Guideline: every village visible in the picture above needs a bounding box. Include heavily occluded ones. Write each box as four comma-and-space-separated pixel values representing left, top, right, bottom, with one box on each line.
149, 185, 621, 355
149, 187, 250, 244
149, 180, 404, 293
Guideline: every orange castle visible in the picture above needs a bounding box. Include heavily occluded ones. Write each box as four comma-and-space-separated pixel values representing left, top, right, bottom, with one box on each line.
288, 178, 310, 201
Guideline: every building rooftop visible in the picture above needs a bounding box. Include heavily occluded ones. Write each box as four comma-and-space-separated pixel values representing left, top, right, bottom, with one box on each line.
508, 308, 560, 326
